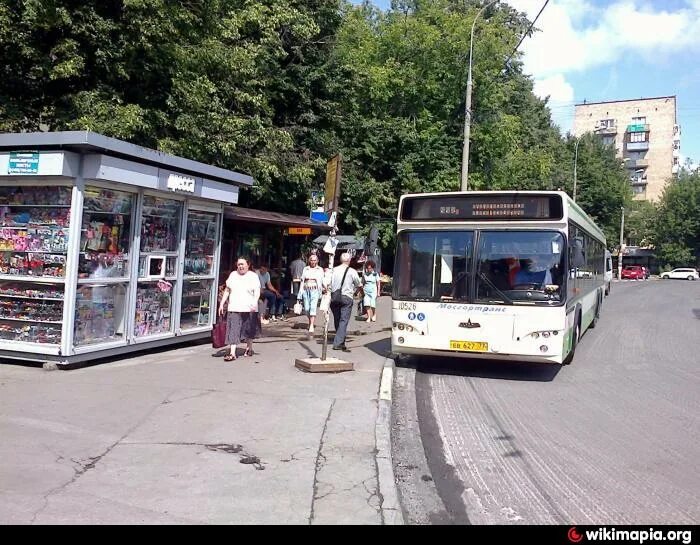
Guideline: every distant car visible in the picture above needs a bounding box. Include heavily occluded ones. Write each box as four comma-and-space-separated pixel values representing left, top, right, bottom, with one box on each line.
660, 268, 699, 281
621, 265, 645, 280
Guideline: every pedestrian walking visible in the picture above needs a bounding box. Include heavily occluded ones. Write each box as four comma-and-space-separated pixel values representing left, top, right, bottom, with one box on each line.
297, 253, 326, 333
362, 260, 380, 322
329, 253, 361, 352
218, 257, 261, 361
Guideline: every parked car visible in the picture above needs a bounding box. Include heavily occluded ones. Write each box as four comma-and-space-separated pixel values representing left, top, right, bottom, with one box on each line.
621, 265, 646, 280
660, 268, 699, 281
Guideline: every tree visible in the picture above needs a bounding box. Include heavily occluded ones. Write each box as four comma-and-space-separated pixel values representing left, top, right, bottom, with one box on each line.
653, 171, 700, 268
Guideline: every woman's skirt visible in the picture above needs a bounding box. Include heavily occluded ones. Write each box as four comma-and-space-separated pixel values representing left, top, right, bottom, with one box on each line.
226, 311, 262, 345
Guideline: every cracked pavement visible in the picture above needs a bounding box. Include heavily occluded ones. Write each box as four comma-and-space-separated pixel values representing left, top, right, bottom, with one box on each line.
0, 301, 394, 524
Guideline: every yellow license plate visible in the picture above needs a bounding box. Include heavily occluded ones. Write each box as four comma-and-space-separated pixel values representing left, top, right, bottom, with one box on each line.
449, 340, 488, 352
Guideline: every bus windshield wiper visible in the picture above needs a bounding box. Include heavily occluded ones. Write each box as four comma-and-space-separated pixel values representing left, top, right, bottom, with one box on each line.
477, 272, 513, 304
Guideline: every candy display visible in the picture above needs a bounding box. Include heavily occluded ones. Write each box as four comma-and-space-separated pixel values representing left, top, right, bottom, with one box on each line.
180, 280, 212, 330
0, 298, 63, 322
134, 282, 173, 337
0, 323, 62, 344
0, 282, 63, 300
79, 187, 133, 279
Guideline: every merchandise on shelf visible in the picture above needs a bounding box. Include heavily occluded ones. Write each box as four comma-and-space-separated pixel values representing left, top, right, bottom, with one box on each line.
140, 197, 181, 253
0, 282, 64, 300
180, 281, 212, 329
0, 299, 63, 322
184, 212, 217, 276
74, 285, 123, 346
79, 187, 133, 279
0, 186, 72, 206
0, 322, 61, 344
134, 282, 173, 337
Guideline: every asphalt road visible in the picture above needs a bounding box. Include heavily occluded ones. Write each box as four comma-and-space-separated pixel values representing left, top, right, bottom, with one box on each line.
391, 279, 700, 524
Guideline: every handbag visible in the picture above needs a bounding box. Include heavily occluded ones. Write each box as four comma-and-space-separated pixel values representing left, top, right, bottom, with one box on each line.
211, 316, 227, 348
331, 266, 350, 304
319, 292, 331, 312
293, 301, 303, 315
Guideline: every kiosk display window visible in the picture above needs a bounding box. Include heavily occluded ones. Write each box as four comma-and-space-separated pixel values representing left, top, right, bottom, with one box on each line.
74, 283, 127, 346
184, 211, 217, 276
134, 196, 182, 338
0, 186, 71, 345
79, 187, 133, 279
180, 279, 212, 330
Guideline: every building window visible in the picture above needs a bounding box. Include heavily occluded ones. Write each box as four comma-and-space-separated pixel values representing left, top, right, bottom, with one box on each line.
632, 185, 646, 196
630, 131, 647, 143
632, 116, 647, 124
602, 135, 615, 146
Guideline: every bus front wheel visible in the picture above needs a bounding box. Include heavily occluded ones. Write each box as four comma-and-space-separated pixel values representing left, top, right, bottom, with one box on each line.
562, 320, 580, 366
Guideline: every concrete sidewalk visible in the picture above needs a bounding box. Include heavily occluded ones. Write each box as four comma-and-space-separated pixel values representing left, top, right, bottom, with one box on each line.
0, 297, 402, 525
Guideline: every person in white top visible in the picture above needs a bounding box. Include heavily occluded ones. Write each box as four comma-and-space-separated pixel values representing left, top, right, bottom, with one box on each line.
329, 253, 361, 352
218, 257, 261, 361
297, 253, 326, 333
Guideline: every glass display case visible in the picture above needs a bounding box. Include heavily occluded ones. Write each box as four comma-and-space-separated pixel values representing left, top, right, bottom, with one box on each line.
134, 195, 182, 338
74, 283, 127, 346
181, 209, 219, 330
0, 186, 71, 346
79, 187, 133, 279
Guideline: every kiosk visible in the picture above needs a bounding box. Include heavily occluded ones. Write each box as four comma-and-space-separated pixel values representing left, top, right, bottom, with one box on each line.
0, 131, 253, 366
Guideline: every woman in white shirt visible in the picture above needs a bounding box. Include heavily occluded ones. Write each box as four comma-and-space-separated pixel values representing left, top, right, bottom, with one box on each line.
297, 253, 326, 333
218, 257, 261, 361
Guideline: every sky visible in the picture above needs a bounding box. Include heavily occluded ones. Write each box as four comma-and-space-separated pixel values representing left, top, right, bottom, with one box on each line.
350, 0, 700, 167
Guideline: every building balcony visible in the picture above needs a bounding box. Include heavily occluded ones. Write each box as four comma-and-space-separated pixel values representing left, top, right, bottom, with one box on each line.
627, 141, 649, 151
672, 164, 680, 174
625, 158, 649, 169
630, 176, 647, 186
627, 123, 650, 133
595, 125, 617, 135
673, 148, 680, 158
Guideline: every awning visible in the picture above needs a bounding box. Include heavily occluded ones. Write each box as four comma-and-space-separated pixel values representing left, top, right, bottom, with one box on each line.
224, 206, 331, 230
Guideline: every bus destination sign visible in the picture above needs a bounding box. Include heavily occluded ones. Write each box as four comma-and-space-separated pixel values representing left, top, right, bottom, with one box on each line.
400, 194, 563, 221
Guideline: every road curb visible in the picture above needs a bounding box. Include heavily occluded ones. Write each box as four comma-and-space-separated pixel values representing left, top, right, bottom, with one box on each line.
375, 356, 405, 525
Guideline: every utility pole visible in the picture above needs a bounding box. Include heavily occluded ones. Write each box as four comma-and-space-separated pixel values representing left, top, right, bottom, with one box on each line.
460, 0, 499, 191
618, 206, 625, 279
573, 137, 581, 202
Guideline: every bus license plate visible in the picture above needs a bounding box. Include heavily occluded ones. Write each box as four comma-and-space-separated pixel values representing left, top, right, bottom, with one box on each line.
450, 340, 488, 352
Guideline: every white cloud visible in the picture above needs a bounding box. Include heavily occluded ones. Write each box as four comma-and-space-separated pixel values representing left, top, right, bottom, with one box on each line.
506, 0, 700, 78
532, 74, 575, 131
505, 0, 700, 132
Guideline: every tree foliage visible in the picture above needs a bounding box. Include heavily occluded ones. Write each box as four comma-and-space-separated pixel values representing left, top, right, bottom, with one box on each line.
0, 0, 636, 254
652, 170, 700, 268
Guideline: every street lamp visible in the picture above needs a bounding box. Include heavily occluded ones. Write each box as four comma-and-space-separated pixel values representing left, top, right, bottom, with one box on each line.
460, 0, 499, 192
573, 136, 581, 202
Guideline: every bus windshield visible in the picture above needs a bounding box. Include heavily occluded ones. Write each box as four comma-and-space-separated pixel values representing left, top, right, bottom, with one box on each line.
394, 231, 474, 301
475, 231, 565, 304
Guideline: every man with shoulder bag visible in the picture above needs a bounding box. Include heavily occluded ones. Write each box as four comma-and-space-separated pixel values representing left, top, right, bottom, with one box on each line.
329, 253, 361, 352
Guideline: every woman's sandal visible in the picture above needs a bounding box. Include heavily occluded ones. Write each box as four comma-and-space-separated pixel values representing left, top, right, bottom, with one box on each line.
243, 348, 254, 357
224, 354, 237, 362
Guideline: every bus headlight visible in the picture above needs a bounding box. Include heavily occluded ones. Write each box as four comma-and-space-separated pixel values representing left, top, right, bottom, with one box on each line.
531, 332, 540, 339
540, 345, 549, 352
542, 331, 551, 338
398, 323, 405, 330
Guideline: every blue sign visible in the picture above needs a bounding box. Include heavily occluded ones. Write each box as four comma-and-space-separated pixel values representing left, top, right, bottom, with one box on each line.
417, 313, 425, 321
310, 210, 329, 223
8, 152, 39, 175
408, 312, 416, 320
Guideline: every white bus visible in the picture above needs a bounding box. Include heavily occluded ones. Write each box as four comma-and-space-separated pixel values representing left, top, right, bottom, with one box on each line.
391, 191, 606, 365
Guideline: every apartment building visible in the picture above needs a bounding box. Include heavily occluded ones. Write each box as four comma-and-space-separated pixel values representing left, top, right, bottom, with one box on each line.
573, 96, 680, 201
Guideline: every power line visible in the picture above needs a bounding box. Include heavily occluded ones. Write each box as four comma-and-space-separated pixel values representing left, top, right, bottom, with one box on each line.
504, 0, 551, 68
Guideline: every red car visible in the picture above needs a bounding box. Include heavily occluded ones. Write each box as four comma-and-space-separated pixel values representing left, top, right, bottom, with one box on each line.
621, 265, 645, 280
